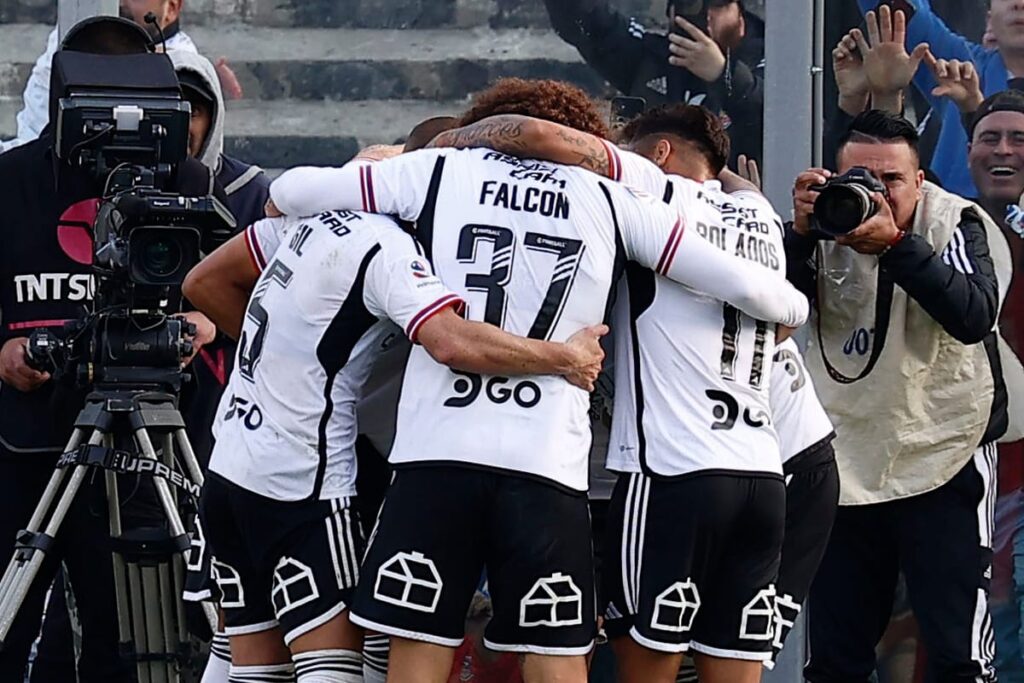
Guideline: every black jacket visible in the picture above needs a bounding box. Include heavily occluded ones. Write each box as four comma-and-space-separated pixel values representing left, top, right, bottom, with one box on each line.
0, 133, 222, 455
545, 0, 765, 163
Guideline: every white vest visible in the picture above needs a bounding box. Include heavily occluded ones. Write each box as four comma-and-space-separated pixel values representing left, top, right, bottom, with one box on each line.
805, 182, 1016, 505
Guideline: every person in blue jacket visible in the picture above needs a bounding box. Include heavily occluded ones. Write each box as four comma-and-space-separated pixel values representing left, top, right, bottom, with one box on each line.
857, 0, 1024, 196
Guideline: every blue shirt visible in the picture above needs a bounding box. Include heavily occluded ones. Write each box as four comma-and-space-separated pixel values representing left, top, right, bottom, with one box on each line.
857, 0, 1012, 196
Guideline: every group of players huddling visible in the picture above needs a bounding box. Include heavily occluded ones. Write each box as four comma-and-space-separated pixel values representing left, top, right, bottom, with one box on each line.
182, 78, 839, 683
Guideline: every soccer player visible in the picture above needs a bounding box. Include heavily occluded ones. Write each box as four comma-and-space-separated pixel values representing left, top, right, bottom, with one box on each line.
430, 103, 840, 682
267, 79, 808, 683
191, 208, 608, 683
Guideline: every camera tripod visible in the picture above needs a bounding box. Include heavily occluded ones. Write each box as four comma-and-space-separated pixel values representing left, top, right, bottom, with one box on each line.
0, 386, 218, 683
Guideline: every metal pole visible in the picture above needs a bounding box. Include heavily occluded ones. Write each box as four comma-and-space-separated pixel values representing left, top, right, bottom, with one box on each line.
58, 0, 119, 41
763, 0, 815, 213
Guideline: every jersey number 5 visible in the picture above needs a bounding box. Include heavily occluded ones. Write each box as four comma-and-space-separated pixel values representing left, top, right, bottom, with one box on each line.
457, 224, 585, 340
238, 259, 294, 382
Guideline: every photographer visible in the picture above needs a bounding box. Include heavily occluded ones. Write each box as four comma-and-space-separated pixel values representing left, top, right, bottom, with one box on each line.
543, 0, 764, 162
0, 17, 218, 681
787, 110, 1012, 682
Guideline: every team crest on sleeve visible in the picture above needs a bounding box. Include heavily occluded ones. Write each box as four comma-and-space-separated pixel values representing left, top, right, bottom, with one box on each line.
374, 551, 443, 613
519, 573, 583, 628
409, 259, 431, 279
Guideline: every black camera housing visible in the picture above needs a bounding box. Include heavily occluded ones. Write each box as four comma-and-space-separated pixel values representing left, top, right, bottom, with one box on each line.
811, 166, 888, 238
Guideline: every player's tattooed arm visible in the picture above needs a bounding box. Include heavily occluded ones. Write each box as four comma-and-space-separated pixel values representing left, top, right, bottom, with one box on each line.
429, 115, 612, 178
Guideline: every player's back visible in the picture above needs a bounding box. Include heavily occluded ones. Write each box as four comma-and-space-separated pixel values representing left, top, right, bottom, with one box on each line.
211, 211, 410, 501
609, 175, 787, 477
393, 148, 650, 492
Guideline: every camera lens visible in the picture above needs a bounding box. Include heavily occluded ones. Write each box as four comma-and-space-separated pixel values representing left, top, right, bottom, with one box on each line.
138, 234, 183, 278
815, 185, 874, 237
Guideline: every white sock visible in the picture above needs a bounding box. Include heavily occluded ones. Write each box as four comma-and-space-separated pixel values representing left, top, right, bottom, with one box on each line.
362, 633, 389, 683
201, 632, 233, 683
228, 662, 296, 682
293, 648, 363, 683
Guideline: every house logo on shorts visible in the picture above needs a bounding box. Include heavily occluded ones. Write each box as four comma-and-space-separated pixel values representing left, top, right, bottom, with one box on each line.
739, 587, 776, 642
374, 551, 443, 613
651, 580, 701, 633
272, 557, 321, 617
519, 573, 583, 628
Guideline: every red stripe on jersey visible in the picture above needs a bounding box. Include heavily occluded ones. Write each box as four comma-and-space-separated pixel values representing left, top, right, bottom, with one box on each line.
243, 225, 266, 271
364, 165, 378, 213
655, 219, 683, 274
359, 166, 370, 212
406, 294, 465, 343
601, 139, 621, 181
660, 217, 686, 275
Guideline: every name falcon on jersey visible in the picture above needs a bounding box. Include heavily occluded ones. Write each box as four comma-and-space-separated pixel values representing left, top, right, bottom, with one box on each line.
480, 181, 570, 219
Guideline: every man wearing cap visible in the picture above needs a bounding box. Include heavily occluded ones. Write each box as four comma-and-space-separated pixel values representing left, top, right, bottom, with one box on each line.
1, 0, 195, 154
543, 0, 764, 163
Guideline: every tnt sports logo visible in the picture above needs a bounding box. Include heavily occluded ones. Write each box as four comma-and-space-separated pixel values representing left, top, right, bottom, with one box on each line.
374, 551, 443, 613
519, 573, 583, 628
409, 259, 430, 279
650, 580, 701, 633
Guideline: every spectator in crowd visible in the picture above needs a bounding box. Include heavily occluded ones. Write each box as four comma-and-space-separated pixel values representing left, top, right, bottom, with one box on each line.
0, 0, 194, 154
854, 0, 1024, 197
939, 77, 1024, 679
786, 109, 1013, 682
543, 0, 764, 163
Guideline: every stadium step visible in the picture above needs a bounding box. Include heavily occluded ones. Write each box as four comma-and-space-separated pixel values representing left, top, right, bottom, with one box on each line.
0, 23, 607, 102
0, 0, 666, 29
0, 96, 473, 167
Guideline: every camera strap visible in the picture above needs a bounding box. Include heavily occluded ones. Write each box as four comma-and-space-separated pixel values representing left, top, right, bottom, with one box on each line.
814, 251, 895, 385
56, 444, 201, 499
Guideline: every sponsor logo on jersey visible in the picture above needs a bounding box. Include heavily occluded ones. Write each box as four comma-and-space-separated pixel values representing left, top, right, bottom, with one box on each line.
444, 371, 542, 409
520, 573, 583, 628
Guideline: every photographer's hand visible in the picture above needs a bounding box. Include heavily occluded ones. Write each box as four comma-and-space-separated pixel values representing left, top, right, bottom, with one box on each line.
835, 192, 902, 255
792, 168, 832, 235
0, 338, 49, 392
668, 17, 727, 83
176, 312, 217, 367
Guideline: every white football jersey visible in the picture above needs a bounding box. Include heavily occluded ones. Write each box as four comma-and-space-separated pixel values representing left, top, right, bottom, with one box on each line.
607, 148, 791, 477
269, 149, 808, 491
770, 338, 835, 464
209, 210, 461, 501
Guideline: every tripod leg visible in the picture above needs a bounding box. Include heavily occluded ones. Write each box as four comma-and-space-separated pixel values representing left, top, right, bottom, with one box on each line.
132, 427, 218, 633
104, 466, 136, 677
0, 429, 99, 646
173, 429, 205, 488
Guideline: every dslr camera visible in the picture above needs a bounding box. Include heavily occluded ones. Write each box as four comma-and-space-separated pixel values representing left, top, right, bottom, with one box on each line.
26, 50, 234, 390
811, 167, 888, 238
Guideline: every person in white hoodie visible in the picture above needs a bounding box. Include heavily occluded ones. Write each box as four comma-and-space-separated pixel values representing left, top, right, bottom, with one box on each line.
1, 0, 196, 154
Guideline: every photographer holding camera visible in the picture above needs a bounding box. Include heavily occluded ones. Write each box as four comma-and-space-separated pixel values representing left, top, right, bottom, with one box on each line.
0, 17, 220, 681
787, 109, 1013, 682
